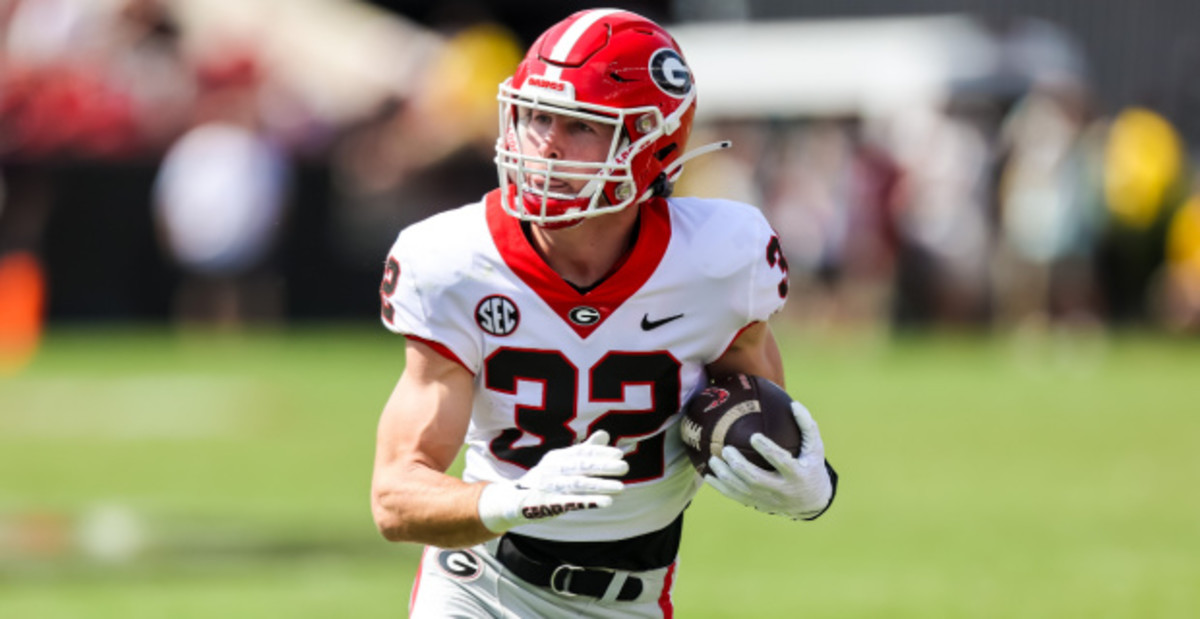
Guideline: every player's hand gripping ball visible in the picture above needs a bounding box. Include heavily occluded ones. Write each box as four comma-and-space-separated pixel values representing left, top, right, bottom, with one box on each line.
681, 373, 802, 476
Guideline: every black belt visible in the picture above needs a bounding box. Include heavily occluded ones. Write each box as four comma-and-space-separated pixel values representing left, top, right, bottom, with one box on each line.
495, 535, 645, 601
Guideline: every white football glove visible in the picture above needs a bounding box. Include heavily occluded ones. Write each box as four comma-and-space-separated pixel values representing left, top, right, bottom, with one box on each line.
477, 431, 628, 534
706, 400, 835, 520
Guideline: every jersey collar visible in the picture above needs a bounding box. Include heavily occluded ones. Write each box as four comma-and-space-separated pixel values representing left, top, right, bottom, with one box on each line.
485, 188, 671, 339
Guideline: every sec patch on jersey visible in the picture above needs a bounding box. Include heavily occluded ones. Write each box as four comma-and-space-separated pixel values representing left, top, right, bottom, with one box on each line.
681, 373, 802, 476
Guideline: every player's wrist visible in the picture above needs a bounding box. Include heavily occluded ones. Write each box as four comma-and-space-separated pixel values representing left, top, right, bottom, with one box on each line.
477, 482, 523, 533
797, 460, 838, 520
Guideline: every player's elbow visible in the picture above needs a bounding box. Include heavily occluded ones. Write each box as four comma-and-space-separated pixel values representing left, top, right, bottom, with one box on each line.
371, 489, 410, 543
370, 497, 476, 548
376, 522, 407, 543
374, 514, 403, 543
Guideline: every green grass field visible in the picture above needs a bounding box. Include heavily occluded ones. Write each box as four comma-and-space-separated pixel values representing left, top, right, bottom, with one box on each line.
1, 325, 1197, 617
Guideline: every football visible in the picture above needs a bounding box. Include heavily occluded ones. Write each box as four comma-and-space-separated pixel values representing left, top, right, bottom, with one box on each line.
680, 373, 802, 476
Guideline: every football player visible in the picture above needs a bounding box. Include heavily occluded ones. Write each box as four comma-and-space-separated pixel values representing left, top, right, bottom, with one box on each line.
372, 9, 838, 617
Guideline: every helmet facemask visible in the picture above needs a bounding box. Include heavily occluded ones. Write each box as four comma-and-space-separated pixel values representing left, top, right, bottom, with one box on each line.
495, 78, 696, 227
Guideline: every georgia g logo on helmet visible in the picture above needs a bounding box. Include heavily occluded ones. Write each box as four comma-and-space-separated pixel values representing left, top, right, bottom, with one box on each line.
649, 48, 692, 98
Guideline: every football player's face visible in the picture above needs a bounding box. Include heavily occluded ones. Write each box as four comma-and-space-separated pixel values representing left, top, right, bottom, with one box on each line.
517, 108, 616, 193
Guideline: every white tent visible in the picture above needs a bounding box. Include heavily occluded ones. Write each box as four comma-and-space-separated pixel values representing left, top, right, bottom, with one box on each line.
669, 15, 1003, 119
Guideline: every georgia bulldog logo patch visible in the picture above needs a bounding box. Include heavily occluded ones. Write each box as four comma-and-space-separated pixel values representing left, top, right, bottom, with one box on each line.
567, 306, 601, 326
476, 295, 519, 336
649, 48, 692, 98
436, 549, 482, 581
701, 387, 730, 412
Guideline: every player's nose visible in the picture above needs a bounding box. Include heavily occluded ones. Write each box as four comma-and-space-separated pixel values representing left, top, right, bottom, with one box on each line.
536, 119, 564, 160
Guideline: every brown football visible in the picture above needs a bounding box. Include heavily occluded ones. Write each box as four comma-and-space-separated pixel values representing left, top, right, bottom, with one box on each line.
681, 373, 802, 476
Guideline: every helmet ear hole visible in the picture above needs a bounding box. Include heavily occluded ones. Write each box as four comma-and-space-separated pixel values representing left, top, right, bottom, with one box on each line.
649, 173, 671, 198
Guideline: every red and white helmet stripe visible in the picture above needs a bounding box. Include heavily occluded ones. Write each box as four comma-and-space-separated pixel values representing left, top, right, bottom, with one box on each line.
538, 9, 625, 82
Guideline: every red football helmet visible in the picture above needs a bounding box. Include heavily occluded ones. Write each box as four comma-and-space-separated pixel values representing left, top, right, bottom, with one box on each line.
495, 9, 724, 226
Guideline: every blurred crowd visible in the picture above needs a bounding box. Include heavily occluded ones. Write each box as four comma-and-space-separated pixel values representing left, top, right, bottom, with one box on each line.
2, 0, 1200, 372
0, 0, 523, 370
681, 89, 1200, 335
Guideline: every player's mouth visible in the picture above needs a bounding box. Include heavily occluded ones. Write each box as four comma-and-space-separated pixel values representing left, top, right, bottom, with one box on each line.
526, 175, 574, 194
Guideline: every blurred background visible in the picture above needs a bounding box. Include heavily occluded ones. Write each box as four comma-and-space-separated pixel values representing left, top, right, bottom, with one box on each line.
1, 0, 1198, 617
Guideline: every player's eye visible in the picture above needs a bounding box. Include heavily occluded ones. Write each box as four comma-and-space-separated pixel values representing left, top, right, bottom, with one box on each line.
571, 121, 596, 135
515, 108, 544, 126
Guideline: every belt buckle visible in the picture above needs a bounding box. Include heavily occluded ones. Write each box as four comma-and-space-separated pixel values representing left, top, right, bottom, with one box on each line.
549, 564, 584, 597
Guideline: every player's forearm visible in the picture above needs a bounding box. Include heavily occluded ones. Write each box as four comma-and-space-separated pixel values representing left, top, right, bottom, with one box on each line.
707, 322, 786, 386
371, 464, 495, 548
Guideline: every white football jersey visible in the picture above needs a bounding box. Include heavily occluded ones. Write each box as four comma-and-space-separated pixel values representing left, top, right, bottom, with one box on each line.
380, 189, 789, 542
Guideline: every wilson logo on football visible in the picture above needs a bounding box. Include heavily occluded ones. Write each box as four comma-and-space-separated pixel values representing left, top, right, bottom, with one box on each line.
476, 295, 519, 336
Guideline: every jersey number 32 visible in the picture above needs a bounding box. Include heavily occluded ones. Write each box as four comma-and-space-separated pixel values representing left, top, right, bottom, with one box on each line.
485, 348, 680, 483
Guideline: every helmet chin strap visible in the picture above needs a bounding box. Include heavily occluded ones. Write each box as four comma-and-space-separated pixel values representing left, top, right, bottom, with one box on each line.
638, 140, 733, 202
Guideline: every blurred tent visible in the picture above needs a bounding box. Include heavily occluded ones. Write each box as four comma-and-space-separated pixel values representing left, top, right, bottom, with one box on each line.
670, 15, 1086, 120
167, 0, 444, 126
0, 0, 447, 155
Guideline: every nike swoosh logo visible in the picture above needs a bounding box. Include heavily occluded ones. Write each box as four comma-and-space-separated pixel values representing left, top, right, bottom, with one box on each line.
641, 313, 684, 331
